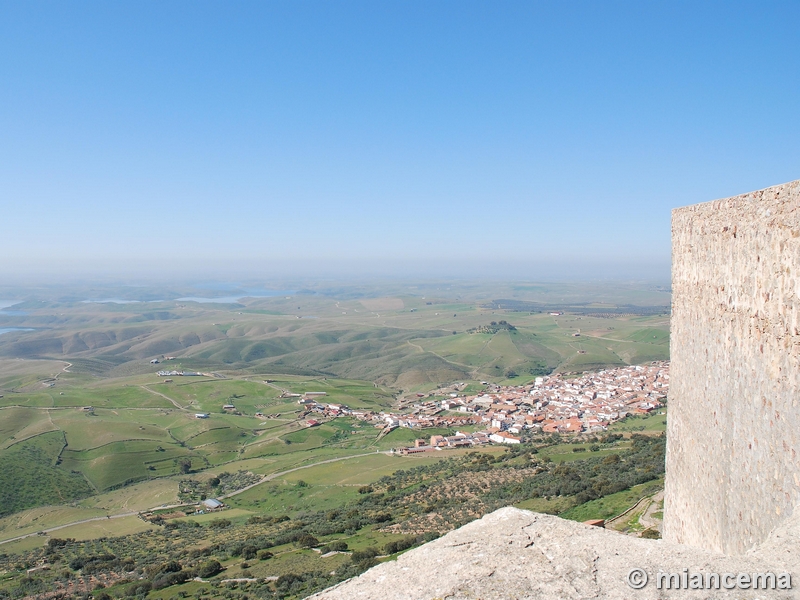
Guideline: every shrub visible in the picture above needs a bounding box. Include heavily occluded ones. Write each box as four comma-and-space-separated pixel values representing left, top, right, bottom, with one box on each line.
383, 537, 416, 555
350, 547, 378, 562
47, 538, 71, 550
296, 534, 319, 548
276, 573, 303, 589
208, 518, 231, 529
124, 581, 152, 596
322, 540, 348, 553
641, 528, 661, 539
196, 560, 222, 578
159, 560, 182, 574
152, 570, 189, 590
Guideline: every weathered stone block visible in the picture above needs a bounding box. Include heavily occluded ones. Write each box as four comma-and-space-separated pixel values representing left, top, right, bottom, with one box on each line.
665, 179, 800, 554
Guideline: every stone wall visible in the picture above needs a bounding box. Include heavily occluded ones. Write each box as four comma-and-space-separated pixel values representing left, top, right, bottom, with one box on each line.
665, 179, 800, 554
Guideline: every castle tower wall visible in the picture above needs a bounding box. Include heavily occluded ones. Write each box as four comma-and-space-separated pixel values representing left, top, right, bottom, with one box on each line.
665, 179, 800, 554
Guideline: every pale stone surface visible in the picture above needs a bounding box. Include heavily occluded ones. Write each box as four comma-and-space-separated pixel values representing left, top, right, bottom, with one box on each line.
311, 507, 799, 599
666, 179, 800, 554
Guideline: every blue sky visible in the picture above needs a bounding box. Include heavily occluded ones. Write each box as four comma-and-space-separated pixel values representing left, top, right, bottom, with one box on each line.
1, 1, 798, 280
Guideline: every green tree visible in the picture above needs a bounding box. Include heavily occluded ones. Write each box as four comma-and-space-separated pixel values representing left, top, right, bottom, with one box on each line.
196, 560, 222, 578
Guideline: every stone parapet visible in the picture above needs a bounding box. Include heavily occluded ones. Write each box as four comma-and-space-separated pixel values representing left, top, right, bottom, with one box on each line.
665, 179, 800, 554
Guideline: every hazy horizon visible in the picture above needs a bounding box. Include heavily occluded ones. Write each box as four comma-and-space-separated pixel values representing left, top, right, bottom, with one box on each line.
2, 2, 798, 279
0, 256, 671, 286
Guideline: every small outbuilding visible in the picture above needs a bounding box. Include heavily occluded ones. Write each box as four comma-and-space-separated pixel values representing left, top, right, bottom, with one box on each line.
583, 519, 605, 528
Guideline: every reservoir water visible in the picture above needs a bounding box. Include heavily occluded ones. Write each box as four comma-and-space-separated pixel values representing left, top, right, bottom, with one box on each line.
176, 290, 295, 303
0, 300, 28, 316
178, 296, 273, 303
0, 328, 34, 336
81, 290, 295, 304
82, 299, 144, 304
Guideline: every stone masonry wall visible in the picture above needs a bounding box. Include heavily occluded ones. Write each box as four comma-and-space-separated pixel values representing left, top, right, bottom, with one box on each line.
665, 179, 800, 554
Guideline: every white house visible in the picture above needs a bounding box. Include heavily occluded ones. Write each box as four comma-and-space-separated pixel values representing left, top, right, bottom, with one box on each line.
489, 432, 521, 444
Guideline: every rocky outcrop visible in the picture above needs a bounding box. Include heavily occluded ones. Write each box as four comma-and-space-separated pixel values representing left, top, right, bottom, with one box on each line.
312, 507, 799, 599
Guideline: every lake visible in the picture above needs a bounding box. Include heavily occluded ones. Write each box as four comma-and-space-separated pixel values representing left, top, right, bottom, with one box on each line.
81, 290, 296, 304
176, 290, 295, 303
0, 328, 34, 336
82, 299, 145, 304
0, 300, 28, 316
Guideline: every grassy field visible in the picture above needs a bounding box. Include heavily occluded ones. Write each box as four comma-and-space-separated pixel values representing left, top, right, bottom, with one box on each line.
560, 478, 664, 522
227, 451, 478, 517
0, 506, 107, 542
43, 515, 157, 540
609, 411, 668, 432
0, 431, 94, 516
78, 478, 180, 512
538, 441, 632, 463
0, 370, 398, 508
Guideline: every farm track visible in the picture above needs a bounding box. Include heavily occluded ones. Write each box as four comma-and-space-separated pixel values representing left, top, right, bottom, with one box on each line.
53, 362, 72, 379
262, 380, 291, 396
219, 450, 390, 499
605, 489, 664, 531
0, 450, 391, 546
140, 385, 186, 410
0, 513, 141, 546
637, 490, 664, 531
581, 334, 629, 343
405, 340, 480, 377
